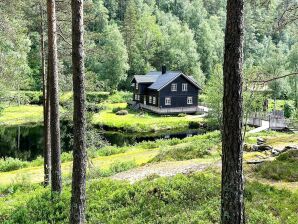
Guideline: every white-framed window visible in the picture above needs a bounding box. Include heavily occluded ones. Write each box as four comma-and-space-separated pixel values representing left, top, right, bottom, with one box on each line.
165, 97, 171, 105
135, 94, 138, 100
153, 97, 156, 105
187, 96, 193, 105
137, 95, 140, 100
149, 96, 152, 104
182, 83, 188, 92
171, 83, 177, 92
136, 83, 139, 90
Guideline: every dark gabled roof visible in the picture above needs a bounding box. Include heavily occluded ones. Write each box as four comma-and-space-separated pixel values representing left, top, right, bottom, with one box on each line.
148, 71, 181, 90
132, 71, 202, 91
148, 72, 202, 91
133, 72, 160, 83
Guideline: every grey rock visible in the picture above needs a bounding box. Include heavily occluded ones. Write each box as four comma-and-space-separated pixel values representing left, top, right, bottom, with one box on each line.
253, 144, 273, 152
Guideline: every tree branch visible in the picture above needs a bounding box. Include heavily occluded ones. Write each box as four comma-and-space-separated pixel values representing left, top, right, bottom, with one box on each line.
250, 72, 298, 83
57, 33, 72, 46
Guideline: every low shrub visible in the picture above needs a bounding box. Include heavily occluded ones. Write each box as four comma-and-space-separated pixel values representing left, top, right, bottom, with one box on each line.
178, 113, 187, 117
254, 150, 298, 182
86, 92, 109, 103
189, 121, 202, 129
86, 102, 102, 113
88, 160, 137, 179
112, 106, 125, 113
97, 145, 129, 156
116, 110, 128, 116
3, 172, 298, 224
152, 131, 221, 162
0, 158, 29, 172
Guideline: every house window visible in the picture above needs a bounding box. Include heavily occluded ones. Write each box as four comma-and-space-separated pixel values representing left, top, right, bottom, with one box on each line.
149, 96, 152, 104
135, 94, 138, 100
137, 95, 140, 100
165, 97, 171, 106
171, 83, 177, 92
136, 83, 139, 90
187, 96, 193, 105
153, 96, 156, 105
182, 83, 188, 92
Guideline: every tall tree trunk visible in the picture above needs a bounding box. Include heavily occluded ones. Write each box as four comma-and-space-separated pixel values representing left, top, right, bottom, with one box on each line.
40, 1, 51, 187
70, 0, 87, 223
221, 0, 245, 223
47, 0, 62, 193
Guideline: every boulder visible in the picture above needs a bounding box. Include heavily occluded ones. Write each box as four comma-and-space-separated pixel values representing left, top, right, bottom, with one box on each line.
277, 145, 298, 155
257, 137, 266, 145
271, 148, 282, 156
253, 144, 273, 152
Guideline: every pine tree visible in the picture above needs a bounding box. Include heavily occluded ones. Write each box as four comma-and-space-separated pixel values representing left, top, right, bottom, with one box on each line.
40, 0, 51, 186
70, 0, 87, 222
221, 0, 245, 223
47, 0, 62, 193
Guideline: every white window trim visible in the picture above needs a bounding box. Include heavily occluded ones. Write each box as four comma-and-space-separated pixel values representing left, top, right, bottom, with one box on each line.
136, 83, 139, 90
135, 94, 138, 100
149, 96, 152, 104
187, 96, 193, 105
182, 83, 188, 92
153, 96, 156, 105
171, 83, 177, 92
165, 97, 171, 106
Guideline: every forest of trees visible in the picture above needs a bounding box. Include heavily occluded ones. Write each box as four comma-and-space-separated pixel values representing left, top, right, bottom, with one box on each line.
0, 0, 297, 223
1, 0, 297, 100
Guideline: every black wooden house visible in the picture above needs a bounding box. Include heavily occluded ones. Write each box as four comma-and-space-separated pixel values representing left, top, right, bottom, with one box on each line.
131, 67, 201, 114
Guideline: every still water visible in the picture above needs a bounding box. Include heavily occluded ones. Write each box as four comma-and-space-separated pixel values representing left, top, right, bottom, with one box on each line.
0, 123, 204, 161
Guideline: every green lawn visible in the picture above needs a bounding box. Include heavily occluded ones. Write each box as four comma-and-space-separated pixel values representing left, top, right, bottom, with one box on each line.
0, 105, 43, 126
91, 103, 204, 132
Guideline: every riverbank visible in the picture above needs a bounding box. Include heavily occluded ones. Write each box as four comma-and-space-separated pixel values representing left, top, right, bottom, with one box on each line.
1, 130, 296, 183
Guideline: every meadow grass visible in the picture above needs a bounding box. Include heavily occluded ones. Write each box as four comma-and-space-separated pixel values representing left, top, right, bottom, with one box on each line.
91, 103, 204, 132
0, 147, 159, 185
0, 105, 43, 126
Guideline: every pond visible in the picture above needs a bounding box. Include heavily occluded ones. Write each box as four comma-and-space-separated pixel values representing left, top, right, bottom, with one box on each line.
0, 123, 205, 161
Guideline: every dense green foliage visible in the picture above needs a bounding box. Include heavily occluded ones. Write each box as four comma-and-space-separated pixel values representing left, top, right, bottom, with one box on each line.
1, 0, 296, 97
1, 172, 298, 223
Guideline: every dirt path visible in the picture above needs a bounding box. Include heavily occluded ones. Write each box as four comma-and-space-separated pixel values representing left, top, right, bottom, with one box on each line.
112, 159, 221, 183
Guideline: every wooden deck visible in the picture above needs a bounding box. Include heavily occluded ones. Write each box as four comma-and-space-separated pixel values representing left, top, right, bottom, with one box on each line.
139, 103, 202, 115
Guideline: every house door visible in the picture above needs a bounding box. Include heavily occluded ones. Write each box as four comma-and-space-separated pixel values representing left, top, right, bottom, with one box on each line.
144, 97, 146, 105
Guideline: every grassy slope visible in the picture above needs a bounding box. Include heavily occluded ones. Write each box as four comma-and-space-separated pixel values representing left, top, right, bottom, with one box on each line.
0, 105, 43, 126
92, 103, 204, 132
0, 148, 159, 185
1, 131, 296, 186
0, 131, 221, 185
